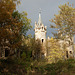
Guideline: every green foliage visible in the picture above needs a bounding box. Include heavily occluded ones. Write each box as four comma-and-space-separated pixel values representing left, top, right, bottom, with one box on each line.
0, 56, 75, 75
30, 59, 75, 75
21, 52, 26, 59
12, 11, 32, 35
30, 38, 43, 61
0, 0, 32, 74
50, 3, 75, 39
0, 0, 32, 59
0, 58, 31, 75
47, 37, 65, 63
0, 0, 23, 51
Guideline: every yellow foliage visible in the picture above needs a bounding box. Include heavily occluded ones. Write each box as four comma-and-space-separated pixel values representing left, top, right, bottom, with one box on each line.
50, 2, 75, 39
47, 38, 65, 63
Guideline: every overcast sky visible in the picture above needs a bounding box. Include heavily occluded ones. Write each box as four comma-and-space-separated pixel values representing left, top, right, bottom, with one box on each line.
17, 0, 75, 38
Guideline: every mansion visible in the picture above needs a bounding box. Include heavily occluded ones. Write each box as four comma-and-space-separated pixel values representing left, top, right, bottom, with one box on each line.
34, 11, 74, 59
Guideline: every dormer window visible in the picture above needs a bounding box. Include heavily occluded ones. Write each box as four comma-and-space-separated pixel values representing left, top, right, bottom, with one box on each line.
42, 27, 43, 30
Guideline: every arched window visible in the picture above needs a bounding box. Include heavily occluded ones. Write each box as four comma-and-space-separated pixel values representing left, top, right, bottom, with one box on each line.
70, 51, 72, 54
42, 39, 44, 43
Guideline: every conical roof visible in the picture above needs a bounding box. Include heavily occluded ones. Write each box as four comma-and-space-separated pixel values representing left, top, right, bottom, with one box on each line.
38, 9, 42, 25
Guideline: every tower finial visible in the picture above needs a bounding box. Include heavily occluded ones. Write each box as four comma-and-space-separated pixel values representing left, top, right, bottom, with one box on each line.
38, 8, 42, 25
39, 8, 41, 14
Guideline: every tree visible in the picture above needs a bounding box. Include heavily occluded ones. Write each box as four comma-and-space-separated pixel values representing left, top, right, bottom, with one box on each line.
47, 37, 65, 63
12, 11, 32, 35
30, 38, 43, 61
50, 3, 75, 41
0, 0, 31, 57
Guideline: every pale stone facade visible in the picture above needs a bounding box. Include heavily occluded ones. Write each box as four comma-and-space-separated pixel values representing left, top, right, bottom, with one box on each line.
47, 36, 74, 59
34, 11, 47, 56
34, 12, 47, 44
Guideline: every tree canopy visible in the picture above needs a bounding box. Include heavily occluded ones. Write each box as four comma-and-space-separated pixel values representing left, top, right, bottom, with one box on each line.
47, 37, 65, 63
0, 0, 32, 55
50, 3, 75, 40
12, 11, 32, 35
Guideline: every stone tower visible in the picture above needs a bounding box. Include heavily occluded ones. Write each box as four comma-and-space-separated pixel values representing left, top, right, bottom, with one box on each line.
34, 10, 47, 56
34, 11, 47, 44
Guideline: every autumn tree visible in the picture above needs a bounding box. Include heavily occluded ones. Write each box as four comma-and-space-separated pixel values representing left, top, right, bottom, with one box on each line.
0, 0, 31, 57
50, 3, 75, 43
47, 37, 65, 63
12, 11, 32, 35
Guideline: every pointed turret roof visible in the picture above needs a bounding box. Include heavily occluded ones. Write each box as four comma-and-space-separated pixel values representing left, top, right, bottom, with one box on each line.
38, 9, 42, 25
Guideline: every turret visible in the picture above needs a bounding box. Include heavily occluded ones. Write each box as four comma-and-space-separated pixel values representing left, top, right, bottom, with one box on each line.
34, 9, 47, 57
34, 10, 47, 44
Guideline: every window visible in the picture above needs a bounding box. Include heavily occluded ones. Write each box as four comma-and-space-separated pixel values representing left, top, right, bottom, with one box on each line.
70, 51, 72, 54
42, 39, 44, 43
42, 27, 43, 30
66, 51, 68, 58
5, 49, 10, 57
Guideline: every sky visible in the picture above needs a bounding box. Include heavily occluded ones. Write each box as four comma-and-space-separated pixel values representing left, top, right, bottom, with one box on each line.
16, 0, 75, 38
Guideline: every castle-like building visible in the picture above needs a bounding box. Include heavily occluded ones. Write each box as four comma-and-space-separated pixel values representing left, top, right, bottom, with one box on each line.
34, 11, 47, 57
34, 11, 74, 59
34, 11, 47, 44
